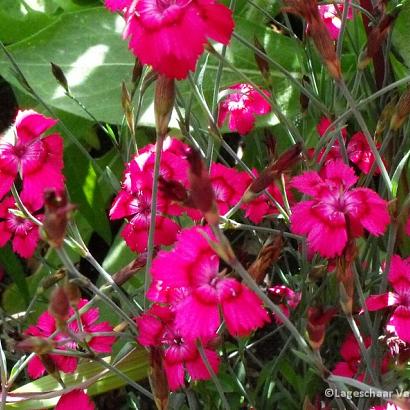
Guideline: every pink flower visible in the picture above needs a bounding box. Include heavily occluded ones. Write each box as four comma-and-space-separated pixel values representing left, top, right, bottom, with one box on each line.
290, 160, 390, 258
268, 285, 301, 323
365, 255, 410, 343
25, 299, 115, 379
56, 390, 95, 410
107, 0, 234, 79
110, 137, 189, 252
0, 110, 64, 209
318, 4, 353, 41
218, 83, 271, 135
332, 333, 372, 380
0, 196, 42, 258
371, 405, 402, 410
149, 227, 270, 340
347, 131, 382, 175
136, 304, 220, 391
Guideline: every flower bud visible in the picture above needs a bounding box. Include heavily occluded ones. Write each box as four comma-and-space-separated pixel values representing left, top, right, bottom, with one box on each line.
158, 176, 189, 204
39, 268, 66, 292
154, 75, 175, 137
254, 36, 271, 85
121, 81, 135, 137
16, 337, 55, 354
375, 97, 397, 137
306, 306, 336, 350
132, 58, 143, 85
65, 281, 81, 308
149, 347, 169, 410
49, 287, 70, 328
390, 88, 410, 131
186, 148, 219, 226
248, 235, 283, 284
42, 189, 76, 248
50, 62, 69, 93
113, 253, 148, 286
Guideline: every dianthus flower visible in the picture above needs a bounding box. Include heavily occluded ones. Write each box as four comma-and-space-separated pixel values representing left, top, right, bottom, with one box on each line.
347, 131, 381, 175
268, 285, 301, 323
149, 227, 270, 340
56, 390, 95, 410
0, 196, 42, 258
25, 299, 116, 379
318, 4, 353, 41
365, 255, 410, 343
218, 83, 271, 135
105, 0, 234, 79
136, 304, 220, 390
290, 160, 390, 258
371, 405, 403, 410
0, 110, 64, 209
110, 137, 189, 252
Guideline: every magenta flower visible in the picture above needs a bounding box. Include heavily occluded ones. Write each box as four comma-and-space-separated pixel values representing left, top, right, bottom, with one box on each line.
136, 304, 220, 391
347, 131, 382, 175
0, 110, 64, 209
268, 285, 301, 324
333, 333, 371, 381
25, 299, 116, 379
371, 404, 403, 410
290, 160, 390, 258
0, 196, 42, 259
150, 227, 270, 340
218, 83, 271, 135
106, 0, 234, 79
365, 255, 410, 343
56, 390, 95, 410
318, 4, 353, 41
110, 137, 189, 252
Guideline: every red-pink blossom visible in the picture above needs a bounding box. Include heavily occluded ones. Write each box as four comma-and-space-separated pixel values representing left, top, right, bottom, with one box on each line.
347, 131, 382, 175
136, 304, 220, 390
366, 255, 410, 343
318, 4, 353, 41
218, 83, 271, 135
106, 0, 234, 79
25, 299, 115, 379
149, 227, 270, 340
110, 137, 189, 252
371, 405, 402, 410
0, 110, 64, 209
290, 160, 390, 258
268, 285, 301, 323
56, 390, 95, 410
0, 196, 42, 258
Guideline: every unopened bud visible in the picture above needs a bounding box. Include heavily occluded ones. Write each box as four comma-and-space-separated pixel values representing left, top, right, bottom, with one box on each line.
16, 337, 55, 354
254, 36, 271, 85
149, 347, 169, 410
186, 148, 219, 226
390, 88, 410, 131
306, 306, 336, 350
159, 176, 189, 204
248, 235, 283, 284
132, 58, 143, 84
51, 62, 69, 93
375, 97, 397, 137
42, 189, 76, 248
40, 268, 66, 291
49, 287, 70, 327
65, 281, 81, 308
154, 75, 175, 137
113, 253, 148, 286
121, 81, 135, 137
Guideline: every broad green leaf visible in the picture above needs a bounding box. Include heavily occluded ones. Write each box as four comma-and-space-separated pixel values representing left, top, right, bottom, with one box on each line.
392, 0, 410, 68
6, 348, 148, 409
64, 144, 112, 243
0, 245, 30, 305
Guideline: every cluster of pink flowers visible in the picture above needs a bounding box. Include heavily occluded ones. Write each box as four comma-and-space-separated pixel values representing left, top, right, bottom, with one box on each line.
105, 0, 234, 79
25, 299, 115, 379
0, 110, 64, 258
136, 226, 269, 389
290, 160, 390, 258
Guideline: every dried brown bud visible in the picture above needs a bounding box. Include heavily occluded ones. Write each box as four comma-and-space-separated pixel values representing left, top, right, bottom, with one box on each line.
243, 143, 302, 201
16, 336, 55, 354
254, 36, 271, 84
65, 281, 81, 308
149, 347, 169, 410
42, 189, 76, 248
306, 306, 336, 350
51, 62, 69, 92
154, 75, 175, 137
186, 148, 219, 226
113, 253, 148, 286
390, 88, 410, 131
248, 235, 283, 284
49, 287, 70, 327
